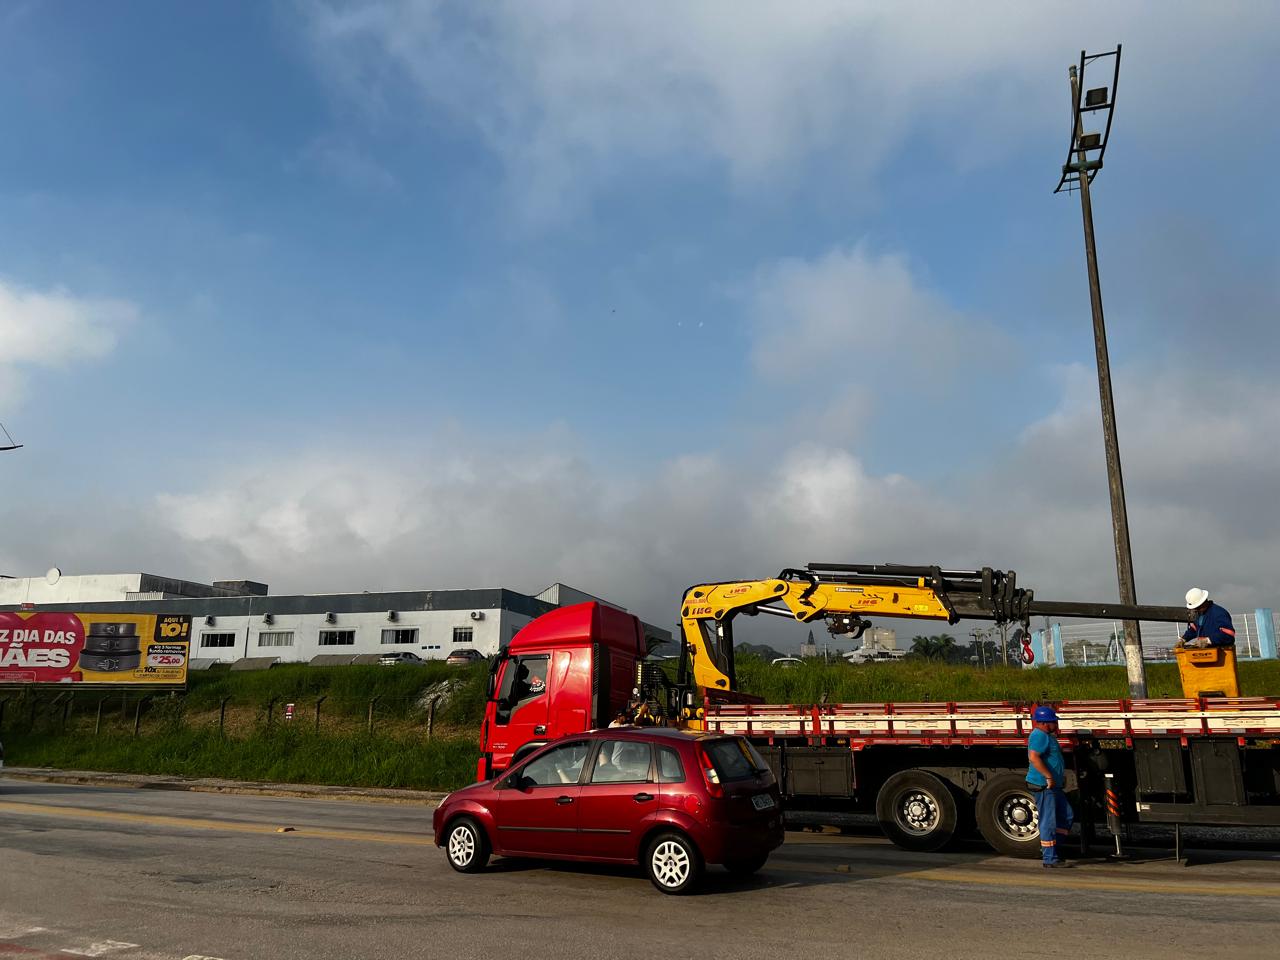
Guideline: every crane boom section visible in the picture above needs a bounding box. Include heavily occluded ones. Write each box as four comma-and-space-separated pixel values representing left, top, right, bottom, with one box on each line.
676, 564, 1193, 700
680, 573, 958, 696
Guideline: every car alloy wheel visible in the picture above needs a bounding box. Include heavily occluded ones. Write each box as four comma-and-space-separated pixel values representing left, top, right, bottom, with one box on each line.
444, 818, 490, 873
652, 840, 690, 888
645, 832, 702, 894
448, 824, 476, 868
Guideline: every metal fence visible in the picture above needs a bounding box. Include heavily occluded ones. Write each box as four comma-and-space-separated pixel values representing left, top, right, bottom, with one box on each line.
1043, 609, 1277, 666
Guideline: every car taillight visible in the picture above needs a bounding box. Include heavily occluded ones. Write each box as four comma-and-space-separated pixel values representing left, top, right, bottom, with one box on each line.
697, 747, 724, 799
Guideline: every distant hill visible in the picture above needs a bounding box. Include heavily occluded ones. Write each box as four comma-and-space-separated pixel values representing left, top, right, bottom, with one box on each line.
736, 642, 787, 662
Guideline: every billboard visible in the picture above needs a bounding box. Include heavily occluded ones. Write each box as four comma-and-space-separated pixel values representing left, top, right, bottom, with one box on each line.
0, 611, 192, 686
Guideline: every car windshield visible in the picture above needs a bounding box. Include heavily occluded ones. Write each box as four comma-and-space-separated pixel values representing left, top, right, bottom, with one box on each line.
703, 738, 768, 782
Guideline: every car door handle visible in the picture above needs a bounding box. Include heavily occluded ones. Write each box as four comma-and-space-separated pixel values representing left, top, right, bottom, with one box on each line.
556, 795, 574, 805
534, 725, 547, 735
633, 792, 654, 803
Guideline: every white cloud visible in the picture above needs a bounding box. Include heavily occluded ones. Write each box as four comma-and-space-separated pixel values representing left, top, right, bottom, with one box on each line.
748, 243, 1000, 382
134, 343, 1279, 627
297, 1, 1280, 218
0, 279, 136, 406
2, 347, 1273, 645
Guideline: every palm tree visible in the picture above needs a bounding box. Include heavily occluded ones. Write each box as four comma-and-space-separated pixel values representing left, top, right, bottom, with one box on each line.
931, 634, 957, 662
911, 634, 957, 661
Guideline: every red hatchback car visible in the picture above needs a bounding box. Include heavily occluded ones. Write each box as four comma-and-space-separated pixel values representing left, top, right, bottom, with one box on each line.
433, 728, 784, 893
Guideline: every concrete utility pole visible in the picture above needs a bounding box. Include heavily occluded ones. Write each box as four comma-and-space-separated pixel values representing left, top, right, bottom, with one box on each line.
1057, 46, 1146, 698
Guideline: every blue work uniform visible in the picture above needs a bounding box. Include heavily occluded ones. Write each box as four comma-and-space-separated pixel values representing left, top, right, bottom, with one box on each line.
1027, 727, 1073, 864
1183, 602, 1236, 647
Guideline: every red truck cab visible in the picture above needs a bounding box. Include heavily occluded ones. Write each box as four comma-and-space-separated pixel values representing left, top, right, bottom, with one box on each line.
478, 601, 645, 781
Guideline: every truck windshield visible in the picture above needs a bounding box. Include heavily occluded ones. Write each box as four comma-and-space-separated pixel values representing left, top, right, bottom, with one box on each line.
703, 737, 767, 782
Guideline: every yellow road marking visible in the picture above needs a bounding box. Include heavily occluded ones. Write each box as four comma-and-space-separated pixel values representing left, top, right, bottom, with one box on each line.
0, 800, 435, 848
768, 858, 1280, 897
896, 866, 1280, 897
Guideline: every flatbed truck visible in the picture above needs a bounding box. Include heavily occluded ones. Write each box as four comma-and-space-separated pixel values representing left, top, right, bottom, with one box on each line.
479, 565, 1280, 857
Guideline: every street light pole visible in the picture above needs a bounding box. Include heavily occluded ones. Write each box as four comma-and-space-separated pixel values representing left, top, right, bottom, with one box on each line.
1061, 49, 1147, 698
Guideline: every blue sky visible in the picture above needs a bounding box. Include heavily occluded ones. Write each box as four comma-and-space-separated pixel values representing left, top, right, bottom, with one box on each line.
2, 1, 1278, 629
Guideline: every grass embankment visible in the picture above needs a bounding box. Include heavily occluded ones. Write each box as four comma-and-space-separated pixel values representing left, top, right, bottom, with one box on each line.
3, 662, 490, 791
6, 658, 1278, 791
4, 726, 480, 791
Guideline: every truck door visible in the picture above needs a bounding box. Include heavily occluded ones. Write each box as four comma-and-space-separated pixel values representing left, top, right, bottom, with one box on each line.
493, 653, 551, 755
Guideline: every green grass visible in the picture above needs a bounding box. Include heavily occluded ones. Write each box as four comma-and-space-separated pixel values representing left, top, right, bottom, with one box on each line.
3, 726, 480, 791
182, 661, 489, 724
6, 657, 1278, 791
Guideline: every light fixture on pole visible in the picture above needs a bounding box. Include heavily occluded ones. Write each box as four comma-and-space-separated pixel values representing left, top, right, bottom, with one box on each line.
0, 422, 21, 452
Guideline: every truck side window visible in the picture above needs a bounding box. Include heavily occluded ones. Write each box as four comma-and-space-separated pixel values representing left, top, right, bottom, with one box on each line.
657, 746, 686, 783
494, 654, 550, 725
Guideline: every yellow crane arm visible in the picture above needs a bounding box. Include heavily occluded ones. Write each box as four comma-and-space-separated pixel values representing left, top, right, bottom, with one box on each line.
680, 570, 955, 695
676, 563, 1188, 700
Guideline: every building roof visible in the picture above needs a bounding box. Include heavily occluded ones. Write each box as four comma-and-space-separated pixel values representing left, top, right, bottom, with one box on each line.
0, 587, 555, 619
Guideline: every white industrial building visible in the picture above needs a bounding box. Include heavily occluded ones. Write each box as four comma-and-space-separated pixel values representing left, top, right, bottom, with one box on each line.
0, 571, 669, 666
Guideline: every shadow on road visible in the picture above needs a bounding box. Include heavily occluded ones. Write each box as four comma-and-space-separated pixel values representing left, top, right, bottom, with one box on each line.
483, 840, 952, 894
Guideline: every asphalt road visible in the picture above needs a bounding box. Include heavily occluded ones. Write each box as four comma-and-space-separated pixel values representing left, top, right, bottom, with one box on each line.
2, 778, 1279, 960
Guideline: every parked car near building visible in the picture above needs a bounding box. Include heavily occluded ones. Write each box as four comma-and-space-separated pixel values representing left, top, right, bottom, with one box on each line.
378, 651, 426, 666
446, 648, 484, 665
432, 728, 784, 894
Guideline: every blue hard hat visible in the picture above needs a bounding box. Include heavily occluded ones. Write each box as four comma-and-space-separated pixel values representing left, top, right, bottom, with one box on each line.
1033, 705, 1059, 723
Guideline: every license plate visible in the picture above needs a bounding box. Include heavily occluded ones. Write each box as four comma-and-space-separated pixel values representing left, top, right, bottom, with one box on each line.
752, 793, 776, 811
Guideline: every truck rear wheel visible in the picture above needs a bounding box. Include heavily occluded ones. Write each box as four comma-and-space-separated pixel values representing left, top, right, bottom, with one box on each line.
875, 770, 959, 852
975, 772, 1040, 858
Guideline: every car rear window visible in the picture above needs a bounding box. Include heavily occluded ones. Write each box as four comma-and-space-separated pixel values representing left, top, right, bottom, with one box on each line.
703, 737, 767, 782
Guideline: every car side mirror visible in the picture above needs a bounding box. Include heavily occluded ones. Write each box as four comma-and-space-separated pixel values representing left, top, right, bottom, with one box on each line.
503, 773, 531, 791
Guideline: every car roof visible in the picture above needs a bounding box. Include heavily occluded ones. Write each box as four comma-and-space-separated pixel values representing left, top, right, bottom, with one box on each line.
569, 726, 733, 744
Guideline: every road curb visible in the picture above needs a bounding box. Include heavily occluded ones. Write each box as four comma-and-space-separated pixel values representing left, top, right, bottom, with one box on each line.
1, 767, 448, 806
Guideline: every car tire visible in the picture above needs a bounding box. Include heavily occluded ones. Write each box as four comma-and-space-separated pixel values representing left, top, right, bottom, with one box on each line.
974, 772, 1041, 859
875, 770, 960, 852
645, 831, 703, 895
444, 817, 491, 873
724, 852, 769, 876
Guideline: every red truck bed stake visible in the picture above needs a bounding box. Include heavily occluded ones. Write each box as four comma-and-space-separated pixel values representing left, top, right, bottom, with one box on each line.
705, 697, 1280, 743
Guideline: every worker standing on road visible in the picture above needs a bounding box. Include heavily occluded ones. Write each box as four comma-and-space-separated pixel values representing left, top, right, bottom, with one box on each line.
1027, 705, 1073, 868
1182, 588, 1236, 648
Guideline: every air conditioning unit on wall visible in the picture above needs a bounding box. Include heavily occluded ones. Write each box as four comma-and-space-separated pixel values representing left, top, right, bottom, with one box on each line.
469, 610, 484, 621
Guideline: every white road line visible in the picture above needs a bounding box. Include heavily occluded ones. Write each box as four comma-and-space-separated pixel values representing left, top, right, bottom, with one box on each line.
61, 941, 141, 957
0, 924, 48, 939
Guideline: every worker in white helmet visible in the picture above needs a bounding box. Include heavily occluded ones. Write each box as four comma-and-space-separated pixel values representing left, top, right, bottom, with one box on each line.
1182, 588, 1236, 649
